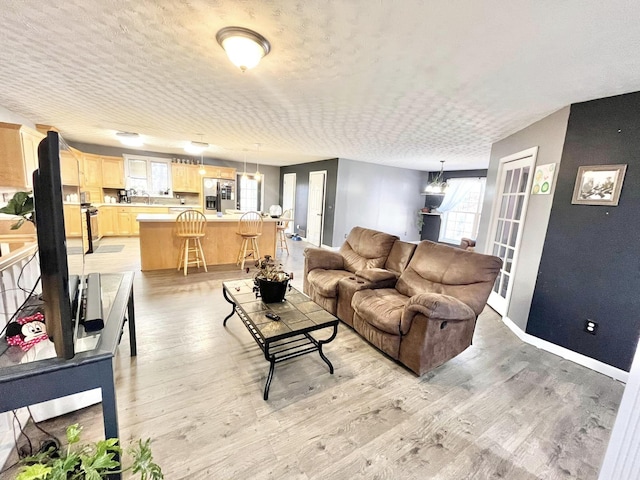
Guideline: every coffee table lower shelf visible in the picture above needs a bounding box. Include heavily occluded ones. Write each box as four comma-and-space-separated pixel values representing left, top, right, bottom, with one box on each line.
222, 281, 339, 400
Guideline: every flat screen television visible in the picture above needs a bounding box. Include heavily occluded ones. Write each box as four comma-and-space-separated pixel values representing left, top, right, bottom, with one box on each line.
33, 131, 75, 359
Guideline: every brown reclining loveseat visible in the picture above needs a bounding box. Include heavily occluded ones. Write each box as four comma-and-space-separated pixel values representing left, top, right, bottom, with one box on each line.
304, 227, 501, 375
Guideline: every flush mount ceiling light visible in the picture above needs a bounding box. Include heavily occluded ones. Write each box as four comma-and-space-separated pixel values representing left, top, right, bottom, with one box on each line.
216, 26, 271, 71
116, 131, 143, 147
184, 140, 209, 154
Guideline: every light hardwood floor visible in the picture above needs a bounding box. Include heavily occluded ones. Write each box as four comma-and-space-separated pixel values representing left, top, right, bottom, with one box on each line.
1, 236, 624, 479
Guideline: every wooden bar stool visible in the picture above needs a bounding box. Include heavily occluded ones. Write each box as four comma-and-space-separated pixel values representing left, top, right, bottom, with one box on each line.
236, 211, 263, 269
176, 210, 208, 276
277, 209, 291, 255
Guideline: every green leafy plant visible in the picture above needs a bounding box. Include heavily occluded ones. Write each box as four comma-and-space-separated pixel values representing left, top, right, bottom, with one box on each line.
15, 424, 163, 480
252, 255, 290, 282
0, 191, 34, 230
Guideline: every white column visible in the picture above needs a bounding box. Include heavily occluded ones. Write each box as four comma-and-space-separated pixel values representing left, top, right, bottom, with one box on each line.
599, 339, 640, 479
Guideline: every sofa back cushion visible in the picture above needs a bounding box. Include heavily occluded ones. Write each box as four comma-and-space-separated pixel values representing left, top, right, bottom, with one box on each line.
340, 227, 399, 273
396, 240, 502, 316
385, 240, 417, 275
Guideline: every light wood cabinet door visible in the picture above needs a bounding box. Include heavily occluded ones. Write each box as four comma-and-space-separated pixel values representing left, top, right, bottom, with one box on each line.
101, 156, 125, 188
0, 123, 44, 188
60, 150, 81, 185
98, 206, 117, 236
63, 204, 83, 237
172, 164, 200, 193
171, 164, 188, 192
82, 153, 102, 188
19, 128, 42, 188
117, 211, 132, 235
219, 167, 236, 179
186, 165, 201, 192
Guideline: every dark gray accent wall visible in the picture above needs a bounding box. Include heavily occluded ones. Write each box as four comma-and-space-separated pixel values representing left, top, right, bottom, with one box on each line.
527, 92, 640, 371
280, 159, 338, 245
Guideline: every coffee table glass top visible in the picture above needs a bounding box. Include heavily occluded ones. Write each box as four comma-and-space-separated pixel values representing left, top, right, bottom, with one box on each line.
223, 279, 337, 341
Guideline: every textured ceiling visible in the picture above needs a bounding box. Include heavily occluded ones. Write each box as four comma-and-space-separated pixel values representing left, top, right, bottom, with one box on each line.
1, 1, 640, 171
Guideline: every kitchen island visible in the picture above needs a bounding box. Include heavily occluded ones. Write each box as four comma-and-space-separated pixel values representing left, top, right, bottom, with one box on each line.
137, 213, 279, 271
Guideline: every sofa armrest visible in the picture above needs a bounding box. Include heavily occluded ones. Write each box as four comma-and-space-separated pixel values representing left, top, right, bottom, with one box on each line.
354, 268, 398, 283
304, 247, 344, 273
399, 292, 475, 335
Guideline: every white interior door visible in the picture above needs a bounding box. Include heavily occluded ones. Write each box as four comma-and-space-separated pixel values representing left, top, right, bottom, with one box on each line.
282, 173, 296, 234
487, 147, 537, 316
306, 171, 326, 246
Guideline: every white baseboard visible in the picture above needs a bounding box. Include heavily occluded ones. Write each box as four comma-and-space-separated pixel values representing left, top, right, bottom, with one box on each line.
502, 315, 628, 383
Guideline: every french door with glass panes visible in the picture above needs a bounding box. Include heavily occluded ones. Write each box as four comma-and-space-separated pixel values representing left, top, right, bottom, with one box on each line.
487, 147, 537, 316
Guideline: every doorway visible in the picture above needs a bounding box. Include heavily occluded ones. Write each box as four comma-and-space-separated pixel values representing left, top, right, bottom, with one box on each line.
306, 171, 326, 246
282, 173, 296, 235
486, 147, 537, 316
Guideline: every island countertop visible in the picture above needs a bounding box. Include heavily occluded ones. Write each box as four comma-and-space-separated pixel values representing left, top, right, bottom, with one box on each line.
137, 213, 278, 271
136, 213, 282, 223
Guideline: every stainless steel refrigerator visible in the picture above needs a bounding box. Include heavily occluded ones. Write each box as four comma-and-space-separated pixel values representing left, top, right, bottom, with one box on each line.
203, 177, 236, 213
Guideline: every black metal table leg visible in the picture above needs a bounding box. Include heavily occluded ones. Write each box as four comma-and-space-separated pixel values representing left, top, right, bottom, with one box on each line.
222, 287, 236, 326
264, 357, 276, 400
316, 324, 338, 373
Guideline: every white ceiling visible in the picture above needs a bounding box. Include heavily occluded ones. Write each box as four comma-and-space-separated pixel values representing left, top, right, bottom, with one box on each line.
1, 1, 640, 171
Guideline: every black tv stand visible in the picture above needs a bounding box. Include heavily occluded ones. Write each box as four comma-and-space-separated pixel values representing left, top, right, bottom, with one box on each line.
0, 272, 136, 479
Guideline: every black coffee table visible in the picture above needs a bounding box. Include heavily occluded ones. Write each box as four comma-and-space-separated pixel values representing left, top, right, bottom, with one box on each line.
222, 279, 339, 400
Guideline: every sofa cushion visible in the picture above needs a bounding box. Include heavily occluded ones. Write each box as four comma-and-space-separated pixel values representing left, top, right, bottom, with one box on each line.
396, 241, 502, 316
307, 269, 353, 298
385, 240, 417, 275
351, 288, 409, 335
340, 227, 399, 273
354, 268, 397, 283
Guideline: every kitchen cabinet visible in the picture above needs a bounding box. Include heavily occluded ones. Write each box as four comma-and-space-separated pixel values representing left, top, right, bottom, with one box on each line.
82, 153, 102, 188
201, 165, 236, 180
117, 210, 133, 236
98, 206, 117, 236
111, 206, 170, 236
172, 164, 200, 193
60, 149, 82, 186
63, 204, 83, 237
0, 122, 45, 188
101, 156, 125, 188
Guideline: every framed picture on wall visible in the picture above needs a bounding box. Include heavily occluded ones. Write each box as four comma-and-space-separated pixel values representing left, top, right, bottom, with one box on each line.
571, 164, 627, 206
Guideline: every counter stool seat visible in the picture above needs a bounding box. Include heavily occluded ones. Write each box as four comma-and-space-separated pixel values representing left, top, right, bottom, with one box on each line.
236, 211, 263, 269
276, 209, 292, 255
176, 210, 208, 276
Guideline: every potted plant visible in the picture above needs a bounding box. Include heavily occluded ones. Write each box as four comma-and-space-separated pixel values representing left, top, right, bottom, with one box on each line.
252, 255, 291, 303
0, 191, 34, 230
13, 423, 163, 480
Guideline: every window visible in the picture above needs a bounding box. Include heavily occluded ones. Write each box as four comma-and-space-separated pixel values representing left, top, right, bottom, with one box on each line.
237, 174, 262, 211
124, 155, 171, 195
438, 177, 486, 245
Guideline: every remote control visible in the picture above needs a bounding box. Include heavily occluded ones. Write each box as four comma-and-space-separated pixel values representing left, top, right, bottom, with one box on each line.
265, 312, 280, 321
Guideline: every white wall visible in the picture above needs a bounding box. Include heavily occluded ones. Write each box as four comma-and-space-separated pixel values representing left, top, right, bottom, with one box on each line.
333, 159, 424, 244
476, 107, 570, 330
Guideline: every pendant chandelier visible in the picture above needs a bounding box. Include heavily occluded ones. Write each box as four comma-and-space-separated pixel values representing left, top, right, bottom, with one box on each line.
254, 143, 262, 181
425, 161, 448, 194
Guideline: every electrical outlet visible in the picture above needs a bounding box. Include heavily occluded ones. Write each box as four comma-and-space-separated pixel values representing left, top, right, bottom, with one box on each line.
585, 319, 598, 335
